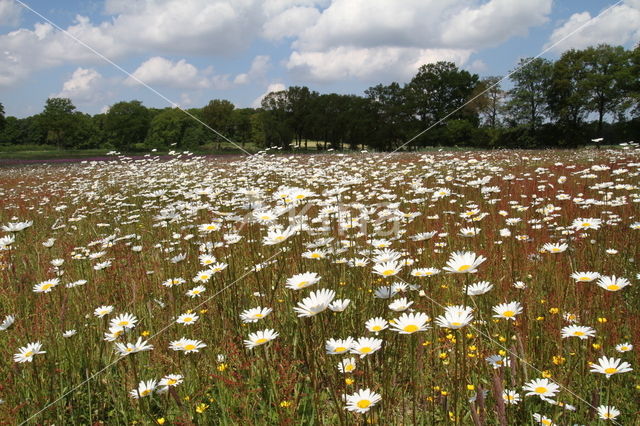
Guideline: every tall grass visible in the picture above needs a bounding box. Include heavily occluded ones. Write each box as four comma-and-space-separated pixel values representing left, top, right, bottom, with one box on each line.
0, 148, 638, 424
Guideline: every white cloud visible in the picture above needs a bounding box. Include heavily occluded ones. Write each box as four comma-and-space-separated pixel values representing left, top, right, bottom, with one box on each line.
0, 1, 263, 86
252, 82, 286, 107
126, 57, 215, 89
262, 6, 321, 40
441, 0, 552, 48
545, 1, 640, 53
285, 0, 552, 83
54, 67, 104, 104
234, 55, 271, 84
287, 46, 473, 83
0, 0, 21, 27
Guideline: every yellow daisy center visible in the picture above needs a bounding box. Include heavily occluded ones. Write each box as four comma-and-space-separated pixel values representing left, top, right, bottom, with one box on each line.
255, 338, 268, 344
403, 324, 419, 333
335, 346, 347, 353
297, 281, 308, 288
118, 321, 129, 326
607, 284, 620, 291
372, 325, 382, 331
345, 364, 355, 372
183, 317, 192, 322
24, 351, 33, 357
357, 399, 371, 409
451, 322, 462, 327
574, 331, 584, 336
167, 379, 177, 385
457, 265, 472, 272
260, 216, 270, 220
604, 367, 617, 374
542, 420, 552, 426
41, 283, 54, 290
381, 269, 395, 276
184, 344, 196, 351
254, 314, 263, 318
502, 311, 515, 318
310, 253, 321, 258
275, 236, 285, 241
551, 248, 561, 253
534, 387, 547, 394
359, 347, 372, 354
141, 389, 152, 396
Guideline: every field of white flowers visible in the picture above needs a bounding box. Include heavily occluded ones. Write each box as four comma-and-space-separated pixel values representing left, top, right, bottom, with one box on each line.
1, 147, 639, 425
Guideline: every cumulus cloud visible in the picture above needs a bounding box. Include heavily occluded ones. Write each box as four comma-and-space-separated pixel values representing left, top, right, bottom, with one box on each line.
234, 55, 271, 84
0, 0, 557, 90
262, 6, 322, 40
0, 1, 263, 86
54, 67, 104, 104
287, 46, 473, 83
252, 82, 286, 107
545, 1, 640, 53
0, 0, 22, 27
441, 0, 552, 48
126, 57, 215, 89
285, 0, 553, 82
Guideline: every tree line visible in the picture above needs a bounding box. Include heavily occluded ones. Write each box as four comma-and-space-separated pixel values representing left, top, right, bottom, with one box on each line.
0, 44, 638, 152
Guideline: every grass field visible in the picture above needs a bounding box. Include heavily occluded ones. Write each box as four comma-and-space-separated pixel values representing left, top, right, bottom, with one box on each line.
0, 147, 638, 425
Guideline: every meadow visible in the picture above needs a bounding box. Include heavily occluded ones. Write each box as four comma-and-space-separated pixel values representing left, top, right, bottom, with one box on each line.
0, 147, 638, 425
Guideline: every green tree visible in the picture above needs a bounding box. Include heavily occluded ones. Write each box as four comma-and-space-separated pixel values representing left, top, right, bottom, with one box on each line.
406, 61, 479, 130
104, 100, 150, 151
365, 82, 411, 150
505, 58, 552, 133
0, 101, 5, 132
145, 108, 192, 149
202, 99, 235, 146
582, 44, 633, 135
261, 91, 293, 148
39, 97, 78, 148
476, 76, 504, 128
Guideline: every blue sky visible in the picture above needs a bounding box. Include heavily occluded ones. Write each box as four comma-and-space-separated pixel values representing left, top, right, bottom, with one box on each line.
0, 0, 638, 118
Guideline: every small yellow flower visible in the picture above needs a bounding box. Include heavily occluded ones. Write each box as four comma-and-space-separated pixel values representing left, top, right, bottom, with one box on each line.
552, 355, 566, 365
466, 333, 474, 339
441, 391, 448, 396
498, 336, 507, 343
597, 317, 607, 323
498, 349, 506, 356
141, 330, 150, 337
549, 307, 559, 314
439, 352, 448, 359
467, 384, 475, 391
196, 403, 209, 414
345, 377, 355, 385
536, 316, 545, 321
539, 299, 546, 304
156, 418, 165, 425
280, 400, 292, 408
468, 345, 477, 351
199, 309, 208, 314
592, 343, 601, 350
217, 363, 227, 372
422, 340, 432, 346
183, 396, 190, 401
542, 370, 552, 378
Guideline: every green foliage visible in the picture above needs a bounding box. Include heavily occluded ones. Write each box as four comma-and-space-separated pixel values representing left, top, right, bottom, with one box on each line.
0, 101, 5, 132
505, 58, 552, 131
104, 100, 151, 151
